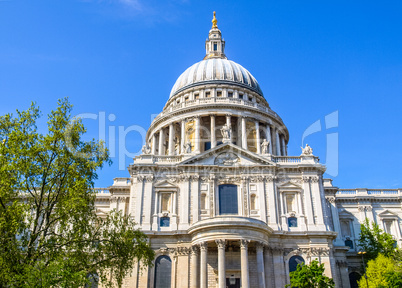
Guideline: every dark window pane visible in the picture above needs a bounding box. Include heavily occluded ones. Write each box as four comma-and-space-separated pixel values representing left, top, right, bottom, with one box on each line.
219, 185, 238, 215
154, 256, 172, 288
205, 142, 211, 151
289, 256, 304, 273
288, 217, 298, 227
160, 217, 170, 227
345, 239, 353, 249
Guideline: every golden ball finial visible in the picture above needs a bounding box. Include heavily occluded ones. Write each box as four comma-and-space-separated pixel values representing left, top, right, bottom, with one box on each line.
212, 11, 218, 28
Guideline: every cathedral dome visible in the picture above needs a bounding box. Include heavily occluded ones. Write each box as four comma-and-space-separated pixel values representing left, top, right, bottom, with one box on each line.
169, 58, 263, 98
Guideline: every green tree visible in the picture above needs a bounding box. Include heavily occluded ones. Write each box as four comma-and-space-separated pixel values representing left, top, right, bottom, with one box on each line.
0, 99, 154, 288
358, 218, 396, 261
358, 253, 402, 288
286, 259, 335, 288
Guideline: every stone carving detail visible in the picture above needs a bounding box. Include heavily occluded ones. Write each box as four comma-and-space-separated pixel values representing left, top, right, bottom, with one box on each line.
266, 175, 276, 182
183, 141, 192, 154
191, 245, 199, 255
145, 176, 154, 183
220, 123, 232, 142
215, 239, 226, 249
261, 139, 270, 154
326, 196, 336, 204
358, 205, 373, 212
175, 247, 191, 256
199, 241, 208, 251
302, 176, 310, 183
214, 152, 240, 166
311, 176, 319, 183
142, 144, 151, 154
336, 260, 348, 268
301, 144, 313, 155
240, 239, 250, 249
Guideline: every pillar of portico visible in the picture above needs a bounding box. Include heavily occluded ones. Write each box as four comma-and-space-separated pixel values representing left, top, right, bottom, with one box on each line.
216, 239, 226, 288
211, 115, 216, 148
190, 246, 199, 288
266, 125, 273, 154
256, 121, 261, 154
181, 119, 186, 153
240, 239, 250, 288
158, 129, 164, 156
256, 242, 266, 288
275, 129, 281, 156
195, 116, 200, 152
226, 114, 232, 142
200, 242, 208, 288
168, 123, 175, 156
241, 117, 247, 149
151, 134, 156, 155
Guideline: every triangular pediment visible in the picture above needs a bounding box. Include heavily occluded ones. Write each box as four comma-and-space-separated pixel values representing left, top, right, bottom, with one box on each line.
379, 210, 399, 218
277, 181, 302, 189
338, 209, 355, 219
179, 143, 276, 167
154, 180, 177, 189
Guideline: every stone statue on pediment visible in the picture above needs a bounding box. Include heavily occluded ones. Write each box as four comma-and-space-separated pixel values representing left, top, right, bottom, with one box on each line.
142, 144, 151, 154
301, 144, 313, 155
261, 139, 270, 154
220, 123, 231, 142
183, 141, 192, 154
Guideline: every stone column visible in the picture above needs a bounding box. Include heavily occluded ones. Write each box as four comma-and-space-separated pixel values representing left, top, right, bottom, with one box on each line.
242, 117, 247, 149
216, 239, 226, 288
327, 196, 343, 246
195, 116, 200, 153
311, 176, 325, 229
200, 242, 208, 288
181, 119, 186, 154
169, 123, 175, 156
151, 134, 156, 155
266, 125, 273, 154
302, 176, 315, 230
158, 128, 164, 156
275, 129, 281, 156
281, 136, 286, 156
190, 246, 199, 288
240, 239, 250, 288
256, 121, 261, 153
266, 176, 278, 230
211, 115, 216, 148
256, 242, 266, 288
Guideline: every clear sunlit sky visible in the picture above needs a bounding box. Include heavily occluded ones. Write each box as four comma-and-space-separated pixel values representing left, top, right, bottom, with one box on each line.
1, 1, 401, 189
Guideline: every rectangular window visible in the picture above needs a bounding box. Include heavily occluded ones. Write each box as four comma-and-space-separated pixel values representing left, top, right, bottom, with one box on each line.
205, 91, 211, 98
194, 93, 199, 99
228, 92, 233, 98
248, 96, 253, 102
219, 184, 238, 215
217, 91, 222, 97
184, 96, 189, 102
204, 142, 211, 151
214, 43, 218, 51
239, 94, 243, 100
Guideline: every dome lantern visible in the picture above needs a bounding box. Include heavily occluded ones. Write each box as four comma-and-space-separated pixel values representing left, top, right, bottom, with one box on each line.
204, 11, 226, 60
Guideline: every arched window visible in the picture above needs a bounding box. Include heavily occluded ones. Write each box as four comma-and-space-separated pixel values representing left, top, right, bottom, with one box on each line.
349, 272, 361, 288
345, 238, 353, 249
154, 255, 172, 288
289, 255, 304, 273
219, 184, 238, 215
250, 194, 256, 210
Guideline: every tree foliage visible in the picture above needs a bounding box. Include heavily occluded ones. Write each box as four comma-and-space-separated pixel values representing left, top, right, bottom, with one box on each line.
358, 253, 402, 288
358, 218, 396, 261
286, 259, 335, 288
0, 99, 154, 287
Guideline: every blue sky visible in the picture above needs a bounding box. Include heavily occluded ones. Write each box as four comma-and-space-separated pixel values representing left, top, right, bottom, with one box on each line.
1, 0, 401, 189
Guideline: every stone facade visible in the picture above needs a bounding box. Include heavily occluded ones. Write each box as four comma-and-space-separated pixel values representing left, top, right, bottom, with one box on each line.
95, 13, 402, 288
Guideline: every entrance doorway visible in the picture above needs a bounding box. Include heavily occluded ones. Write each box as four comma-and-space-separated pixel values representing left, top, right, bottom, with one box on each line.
225, 278, 240, 288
